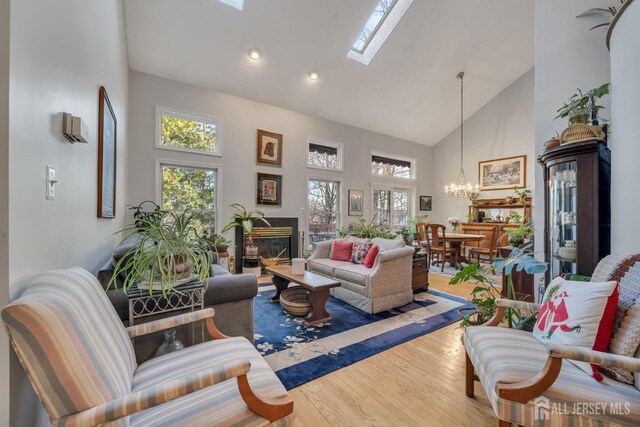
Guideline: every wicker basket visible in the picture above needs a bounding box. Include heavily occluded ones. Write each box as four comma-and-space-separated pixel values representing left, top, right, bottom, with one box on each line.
279, 287, 311, 317
560, 124, 605, 145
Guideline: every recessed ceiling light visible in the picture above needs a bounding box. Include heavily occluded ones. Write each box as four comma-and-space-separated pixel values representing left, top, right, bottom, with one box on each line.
308, 70, 319, 80
248, 48, 262, 60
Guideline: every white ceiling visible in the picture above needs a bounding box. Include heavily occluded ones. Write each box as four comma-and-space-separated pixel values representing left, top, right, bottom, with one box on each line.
124, 0, 534, 146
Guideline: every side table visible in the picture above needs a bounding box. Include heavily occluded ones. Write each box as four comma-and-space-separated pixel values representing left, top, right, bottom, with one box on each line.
411, 251, 429, 293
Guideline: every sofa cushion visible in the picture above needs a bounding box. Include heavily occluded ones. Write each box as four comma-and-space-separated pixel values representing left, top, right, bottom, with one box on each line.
308, 259, 350, 276
364, 244, 380, 268
464, 326, 640, 426
331, 241, 353, 262
131, 336, 291, 427
334, 264, 373, 286
371, 237, 404, 252
351, 242, 372, 264
533, 277, 619, 379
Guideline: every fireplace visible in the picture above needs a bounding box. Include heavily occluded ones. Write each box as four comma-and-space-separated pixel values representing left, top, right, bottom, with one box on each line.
234, 218, 298, 273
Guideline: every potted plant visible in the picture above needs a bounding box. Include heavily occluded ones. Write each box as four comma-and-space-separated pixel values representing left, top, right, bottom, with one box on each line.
221, 204, 270, 276
446, 216, 463, 234
513, 186, 531, 204
466, 213, 475, 223
450, 245, 547, 328
554, 83, 610, 126
508, 212, 522, 224
544, 131, 561, 150
109, 207, 213, 296
504, 222, 532, 247
407, 214, 428, 240
203, 232, 231, 253
337, 216, 396, 239
397, 226, 413, 246
467, 190, 480, 205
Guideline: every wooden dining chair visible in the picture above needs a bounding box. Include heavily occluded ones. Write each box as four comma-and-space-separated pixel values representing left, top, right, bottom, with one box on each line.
426, 224, 459, 272
468, 225, 500, 264
416, 222, 430, 258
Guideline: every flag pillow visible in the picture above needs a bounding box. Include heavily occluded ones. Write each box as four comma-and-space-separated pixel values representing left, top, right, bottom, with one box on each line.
533, 277, 619, 380
351, 242, 372, 264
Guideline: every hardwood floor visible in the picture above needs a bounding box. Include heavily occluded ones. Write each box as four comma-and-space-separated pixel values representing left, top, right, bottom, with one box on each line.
288, 272, 497, 427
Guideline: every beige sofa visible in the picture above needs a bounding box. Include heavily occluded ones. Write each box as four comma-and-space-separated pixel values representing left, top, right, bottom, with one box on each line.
308, 236, 415, 314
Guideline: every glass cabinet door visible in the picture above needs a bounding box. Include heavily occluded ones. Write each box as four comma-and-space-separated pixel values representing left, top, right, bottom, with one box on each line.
548, 161, 578, 278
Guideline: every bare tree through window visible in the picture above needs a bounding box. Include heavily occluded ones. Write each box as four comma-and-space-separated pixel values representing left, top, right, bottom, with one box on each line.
308, 179, 339, 243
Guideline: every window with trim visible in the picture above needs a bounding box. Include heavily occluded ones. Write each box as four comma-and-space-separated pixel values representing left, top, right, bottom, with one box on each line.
372, 188, 412, 230
160, 163, 217, 234
308, 138, 343, 170
371, 154, 414, 179
308, 179, 340, 243
158, 108, 221, 155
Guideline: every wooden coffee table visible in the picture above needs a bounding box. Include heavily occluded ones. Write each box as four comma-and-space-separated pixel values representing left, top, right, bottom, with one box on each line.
266, 265, 340, 326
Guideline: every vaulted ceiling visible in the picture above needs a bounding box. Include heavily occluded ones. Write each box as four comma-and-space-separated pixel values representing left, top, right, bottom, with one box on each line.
124, 0, 534, 146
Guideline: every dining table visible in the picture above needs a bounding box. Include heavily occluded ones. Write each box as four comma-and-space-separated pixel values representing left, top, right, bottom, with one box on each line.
438, 232, 485, 270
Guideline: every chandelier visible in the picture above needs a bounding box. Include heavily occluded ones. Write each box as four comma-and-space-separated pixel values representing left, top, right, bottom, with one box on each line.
444, 71, 479, 199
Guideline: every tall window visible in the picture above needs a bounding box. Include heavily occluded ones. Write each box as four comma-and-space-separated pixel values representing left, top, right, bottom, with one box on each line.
371, 153, 414, 179
308, 179, 340, 243
308, 138, 344, 170
157, 108, 222, 156
160, 163, 217, 234
372, 188, 412, 230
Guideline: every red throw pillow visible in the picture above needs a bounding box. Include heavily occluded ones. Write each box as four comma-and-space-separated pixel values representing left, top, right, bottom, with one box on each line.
331, 241, 353, 262
364, 244, 379, 268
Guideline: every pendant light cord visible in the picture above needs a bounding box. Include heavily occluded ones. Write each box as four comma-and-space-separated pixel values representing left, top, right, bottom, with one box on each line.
458, 71, 464, 173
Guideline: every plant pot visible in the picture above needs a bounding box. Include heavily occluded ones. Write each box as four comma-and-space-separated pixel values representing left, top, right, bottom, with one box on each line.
519, 195, 527, 204
505, 196, 514, 204
569, 108, 591, 125
245, 245, 258, 257
243, 256, 261, 277
165, 254, 191, 275
544, 138, 561, 150
215, 244, 229, 254
508, 236, 524, 247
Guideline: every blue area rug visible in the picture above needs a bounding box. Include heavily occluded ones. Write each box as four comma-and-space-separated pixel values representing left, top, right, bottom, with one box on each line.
253, 283, 470, 389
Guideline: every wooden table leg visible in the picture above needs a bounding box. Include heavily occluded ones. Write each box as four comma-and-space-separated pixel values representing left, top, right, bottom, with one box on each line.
270, 275, 290, 303
306, 289, 331, 326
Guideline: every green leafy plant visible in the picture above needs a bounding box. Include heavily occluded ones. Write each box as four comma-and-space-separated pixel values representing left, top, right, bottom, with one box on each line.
397, 226, 413, 245
509, 212, 522, 223
450, 245, 548, 328
337, 216, 396, 239
504, 222, 533, 246
109, 207, 214, 296
554, 83, 610, 123
220, 204, 270, 246
513, 186, 531, 203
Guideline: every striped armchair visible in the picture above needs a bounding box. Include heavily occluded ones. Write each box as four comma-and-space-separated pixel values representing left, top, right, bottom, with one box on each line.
464, 254, 640, 427
2, 268, 294, 426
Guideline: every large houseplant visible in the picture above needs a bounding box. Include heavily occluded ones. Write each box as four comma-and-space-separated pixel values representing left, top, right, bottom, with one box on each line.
109, 205, 213, 296
450, 245, 548, 328
337, 216, 396, 239
221, 203, 271, 254
504, 222, 533, 246
554, 83, 610, 125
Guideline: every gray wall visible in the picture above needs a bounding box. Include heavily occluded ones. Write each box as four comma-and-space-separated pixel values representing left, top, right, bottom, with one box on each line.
0, 0, 10, 424
610, 1, 640, 252
533, 0, 612, 263
128, 71, 434, 246
430, 68, 535, 225
6, 0, 130, 424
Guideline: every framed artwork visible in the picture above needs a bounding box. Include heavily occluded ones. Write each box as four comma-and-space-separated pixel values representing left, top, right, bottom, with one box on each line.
256, 172, 282, 206
97, 86, 117, 218
419, 195, 432, 211
478, 155, 527, 191
256, 129, 283, 167
348, 190, 364, 216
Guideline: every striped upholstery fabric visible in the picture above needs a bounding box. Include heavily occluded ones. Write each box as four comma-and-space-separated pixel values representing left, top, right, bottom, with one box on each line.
1, 268, 137, 422
465, 326, 640, 426
130, 337, 293, 426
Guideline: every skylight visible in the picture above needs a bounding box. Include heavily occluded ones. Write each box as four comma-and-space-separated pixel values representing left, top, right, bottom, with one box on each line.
348, 0, 414, 65
217, 0, 244, 11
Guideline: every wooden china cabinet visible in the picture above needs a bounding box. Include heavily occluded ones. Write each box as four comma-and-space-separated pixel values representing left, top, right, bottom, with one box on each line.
538, 140, 611, 282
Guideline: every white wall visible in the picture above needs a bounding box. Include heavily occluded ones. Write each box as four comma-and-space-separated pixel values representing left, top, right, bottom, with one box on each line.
610, 1, 640, 252
7, 0, 129, 425
128, 71, 433, 246
0, 0, 10, 425
430, 68, 535, 225
534, 0, 612, 259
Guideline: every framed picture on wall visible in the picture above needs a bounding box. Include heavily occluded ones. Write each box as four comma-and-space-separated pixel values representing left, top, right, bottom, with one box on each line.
97, 86, 117, 218
419, 195, 432, 211
478, 155, 526, 191
256, 172, 282, 206
256, 129, 283, 167
348, 190, 364, 216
